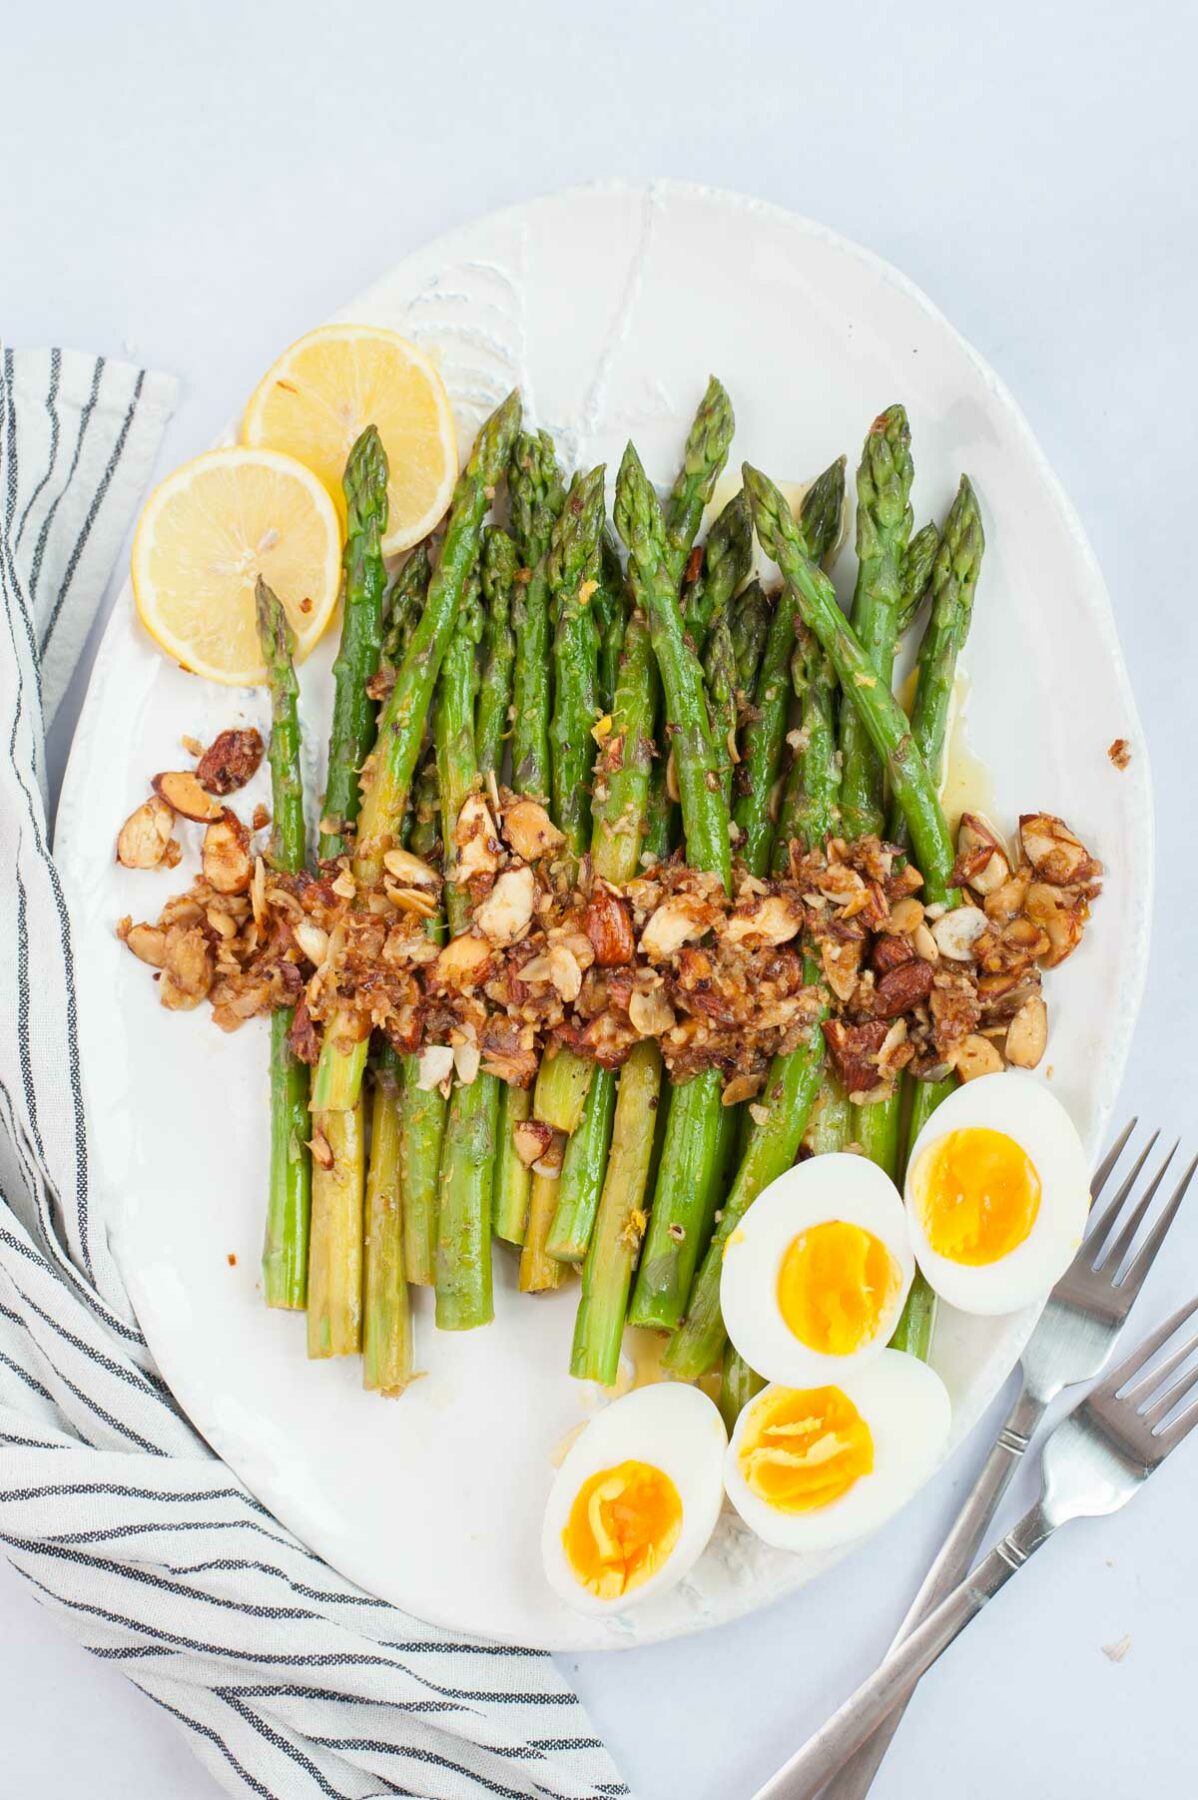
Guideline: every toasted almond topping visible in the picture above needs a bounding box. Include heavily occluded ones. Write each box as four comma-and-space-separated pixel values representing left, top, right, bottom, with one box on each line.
383, 846, 440, 890
532, 1137, 565, 1178
124, 922, 168, 966
453, 1041, 481, 1085
955, 812, 1012, 896
722, 1072, 764, 1107
950, 1033, 1005, 1081
331, 867, 356, 899
152, 770, 224, 822
513, 1118, 556, 1168
117, 796, 175, 869
722, 894, 800, 947
931, 905, 988, 961
548, 942, 584, 1003
912, 922, 939, 963
293, 921, 330, 966
384, 881, 440, 918
433, 932, 493, 989
502, 798, 565, 863
475, 865, 536, 946
1005, 995, 1048, 1068
416, 1045, 455, 1092
640, 894, 710, 960
629, 987, 676, 1037
201, 812, 252, 895
456, 791, 502, 880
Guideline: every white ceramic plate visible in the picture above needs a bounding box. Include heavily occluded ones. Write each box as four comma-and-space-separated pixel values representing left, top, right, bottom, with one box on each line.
55, 180, 1152, 1651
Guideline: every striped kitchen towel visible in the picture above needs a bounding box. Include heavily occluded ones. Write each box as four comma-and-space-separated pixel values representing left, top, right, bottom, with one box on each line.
0, 346, 627, 1800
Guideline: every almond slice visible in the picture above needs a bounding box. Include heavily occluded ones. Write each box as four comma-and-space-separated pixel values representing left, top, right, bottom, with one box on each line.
202, 811, 252, 895
152, 770, 224, 822
116, 796, 175, 868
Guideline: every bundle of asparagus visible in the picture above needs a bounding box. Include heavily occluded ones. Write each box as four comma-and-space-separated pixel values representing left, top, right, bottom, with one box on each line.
244, 381, 994, 1407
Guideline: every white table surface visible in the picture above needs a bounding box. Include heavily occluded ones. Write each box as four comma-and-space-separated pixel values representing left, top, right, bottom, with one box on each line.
4, 2, 1196, 1795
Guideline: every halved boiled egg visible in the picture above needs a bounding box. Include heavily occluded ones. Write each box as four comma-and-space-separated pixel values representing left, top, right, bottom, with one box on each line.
904, 1071, 1089, 1316
720, 1154, 914, 1388
724, 1352, 952, 1553
541, 1384, 726, 1614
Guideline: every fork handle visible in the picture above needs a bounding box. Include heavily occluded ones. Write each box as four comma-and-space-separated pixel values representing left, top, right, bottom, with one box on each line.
816, 1378, 1046, 1799
753, 1502, 1054, 1800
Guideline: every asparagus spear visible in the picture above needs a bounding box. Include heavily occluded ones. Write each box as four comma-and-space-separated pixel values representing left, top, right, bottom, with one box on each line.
570, 1040, 662, 1385
318, 426, 389, 862
432, 574, 498, 1329
888, 477, 985, 1358
838, 411, 915, 1177
509, 430, 566, 801
615, 441, 735, 1331
682, 489, 752, 657
733, 458, 847, 877
492, 1082, 533, 1245
889, 476, 985, 834
475, 528, 518, 780
663, 376, 736, 580
595, 530, 628, 714
731, 579, 771, 696
546, 1065, 617, 1262
839, 405, 914, 843
381, 542, 432, 671
896, 521, 941, 636
666, 599, 842, 1382
362, 1046, 412, 1393
399, 1055, 447, 1286
743, 464, 957, 903
256, 582, 312, 1312
547, 467, 606, 865
306, 1102, 365, 1357
311, 391, 521, 1114
720, 1342, 765, 1435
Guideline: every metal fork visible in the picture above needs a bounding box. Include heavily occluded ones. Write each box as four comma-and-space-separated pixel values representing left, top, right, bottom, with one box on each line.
803, 1121, 1196, 1800
756, 1288, 1198, 1799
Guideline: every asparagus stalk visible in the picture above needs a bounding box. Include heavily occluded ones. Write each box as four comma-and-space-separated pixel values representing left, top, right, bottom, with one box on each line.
547, 467, 606, 866
720, 1342, 765, 1435
475, 527, 518, 780
662, 376, 736, 580
595, 530, 628, 714
615, 441, 735, 1332
570, 1041, 663, 1385
306, 1102, 365, 1357
509, 430, 566, 801
896, 521, 941, 636
362, 1047, 412, 1393
255, 582, 312, 1312
318, 426, 389, 861
839, 410, 915, 1177
399, 1055, 447, 1286
381, 542, 432, 671
682, 489, 752, 657
311, 391, 521, 1114
666, 530, 845, 1382
731, 579, 771, 697
546, 1063, 617, 1262
432, 574, 498, 1329
492, 1082, 533, 1245
733, 458, 847, 877
839, 406, 914, 843
742, 463, 957, 904
888, 478, 985, 1358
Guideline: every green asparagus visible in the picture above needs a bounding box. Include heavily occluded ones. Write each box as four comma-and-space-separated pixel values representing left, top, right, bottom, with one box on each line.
319, 426, 389, 861
255, 581, 311, 1313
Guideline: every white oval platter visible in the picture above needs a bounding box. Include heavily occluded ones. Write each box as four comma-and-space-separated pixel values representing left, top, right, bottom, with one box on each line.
55, 180, 1152, 1651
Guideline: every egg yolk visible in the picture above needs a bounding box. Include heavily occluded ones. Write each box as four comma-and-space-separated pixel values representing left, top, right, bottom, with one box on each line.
916, 1127, 1042, 1265
738, 1386, 874, 1512
777, 1220, 898, 1355
562, 1460, 682, 1600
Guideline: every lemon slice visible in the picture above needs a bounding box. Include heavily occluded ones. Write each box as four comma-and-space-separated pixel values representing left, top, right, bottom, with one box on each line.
241, 324, 458, 555
131, 447, 343, 686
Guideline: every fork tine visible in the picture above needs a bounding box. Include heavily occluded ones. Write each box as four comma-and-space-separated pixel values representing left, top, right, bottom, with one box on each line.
1142, 1352, 1198, 1430
1161, 1396, 1198, 1452
1119, 1154, 1198, 1299
1099, 1142, 1178, 1274
1123, 1323, 1198, 1407
1099, 1294, 1198, 1398
1090, 1116, 1138, 1202
1085, 1130, 1161, 1262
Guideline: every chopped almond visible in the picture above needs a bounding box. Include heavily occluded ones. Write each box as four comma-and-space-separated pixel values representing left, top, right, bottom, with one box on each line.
202, 812, 252, 895
152, 770, 224, 822
117, 796, 175, 869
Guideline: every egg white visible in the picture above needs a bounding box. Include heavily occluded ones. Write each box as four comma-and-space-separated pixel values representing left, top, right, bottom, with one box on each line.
720, 1153, 915, 1389
904, 1071, 1090, 1316
724, 1352, 952, 1553
541, 1383, 727, 1615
